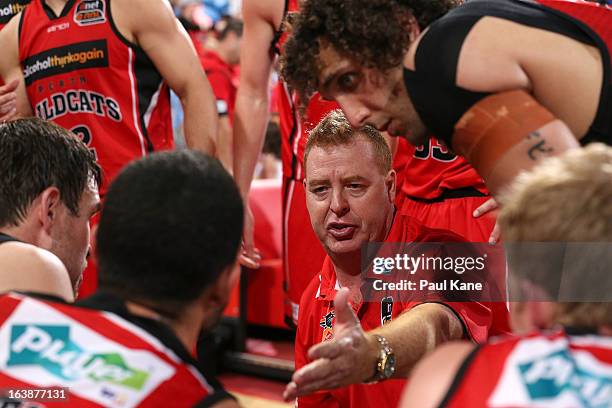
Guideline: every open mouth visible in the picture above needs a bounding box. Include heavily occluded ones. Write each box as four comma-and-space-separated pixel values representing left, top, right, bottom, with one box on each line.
327, 222, 357, 240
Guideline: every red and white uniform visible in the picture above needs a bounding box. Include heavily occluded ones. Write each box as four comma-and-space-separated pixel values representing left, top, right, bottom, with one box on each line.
0, 293, 221, 407
295, 213, 507, 408
19, 0, 174, 196
444, 331, 612, 407
19, 0, 175, 297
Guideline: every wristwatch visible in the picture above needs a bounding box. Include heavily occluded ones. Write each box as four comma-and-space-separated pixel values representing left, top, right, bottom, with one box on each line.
365, 334, 396, 383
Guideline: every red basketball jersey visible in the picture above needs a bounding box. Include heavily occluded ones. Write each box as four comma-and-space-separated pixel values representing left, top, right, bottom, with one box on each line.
0, 293, 215, 407
400, 137, 489, 199
445, 331, 612, 407
19, 0, 173, 194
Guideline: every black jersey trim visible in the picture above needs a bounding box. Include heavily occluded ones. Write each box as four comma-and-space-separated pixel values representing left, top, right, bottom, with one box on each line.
106, 0, 138, 50
17, 8, 26, 47
521, 0, 611, 145
403, 0, 610, 147
270, 0, 290, 56
0, 233, 20, 245
405, 186, 488, 204
41, 0, 76, 20
107, 0, 157, 153
437, 344, 482, 408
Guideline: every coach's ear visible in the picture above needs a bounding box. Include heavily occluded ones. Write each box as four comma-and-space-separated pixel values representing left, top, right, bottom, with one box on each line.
385, 169, 396, 204
35, 186, 62, 249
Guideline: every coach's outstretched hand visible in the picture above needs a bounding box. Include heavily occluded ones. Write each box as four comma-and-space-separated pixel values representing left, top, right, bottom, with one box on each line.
283, 288, 379, 401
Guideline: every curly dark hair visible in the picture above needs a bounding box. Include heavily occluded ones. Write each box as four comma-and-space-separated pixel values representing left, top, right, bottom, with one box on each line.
281, 0, 460, 105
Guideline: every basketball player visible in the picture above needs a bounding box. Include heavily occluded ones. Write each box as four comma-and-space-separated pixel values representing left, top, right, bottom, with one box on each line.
401, 144, 612, 407
0, 150, 241, 406
0, 118, 101, 300
0, 0, 219, 295
281, 0, 611, 196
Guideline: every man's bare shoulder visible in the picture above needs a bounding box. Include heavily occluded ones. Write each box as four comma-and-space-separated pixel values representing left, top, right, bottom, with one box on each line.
400, 341, 475, 408
0, 242, 73, 301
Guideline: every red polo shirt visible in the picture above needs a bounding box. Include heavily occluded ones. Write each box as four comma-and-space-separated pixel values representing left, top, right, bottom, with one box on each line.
295, 213, 503, 407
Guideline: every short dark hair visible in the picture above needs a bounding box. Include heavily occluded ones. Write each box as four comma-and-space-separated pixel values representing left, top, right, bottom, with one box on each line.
96, 150, 243, 316
0, 118, 101, 227
281, 0, 459, 105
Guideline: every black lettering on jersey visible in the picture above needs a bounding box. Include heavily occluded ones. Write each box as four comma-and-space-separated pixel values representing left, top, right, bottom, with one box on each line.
89, 91, 105, 115
22, 40, 109, 86
34, 90, 122, 122
105, 97, 121, 121
66, 90, 79, 111
414, 138, 457, 162
79, 91, 93, 113
51, 93, 67, 116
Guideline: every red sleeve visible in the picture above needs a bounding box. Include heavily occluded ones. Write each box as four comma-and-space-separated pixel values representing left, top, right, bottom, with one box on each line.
435, 301, 493, 343
411, 229, 498, 343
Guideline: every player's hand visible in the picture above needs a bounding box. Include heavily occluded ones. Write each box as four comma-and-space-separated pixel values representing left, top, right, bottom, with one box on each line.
283, 288, 378, 401
0, 80, 19, 123
239, 204, 261, 269
473, 197, 501, 245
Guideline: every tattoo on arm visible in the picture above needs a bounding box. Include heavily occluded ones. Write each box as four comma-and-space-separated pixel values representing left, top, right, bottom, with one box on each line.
527, 131, 554, 161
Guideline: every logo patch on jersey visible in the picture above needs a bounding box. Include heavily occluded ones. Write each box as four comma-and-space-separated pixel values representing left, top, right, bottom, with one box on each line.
0, 1, 29, 25
319, 311, 335, 342
74, 0, 106, 26
0, 298, 176, 407
381, 296, 393, 326
22, 40, 109, 86
518, 349, 611, 407
7, 325, 149, 390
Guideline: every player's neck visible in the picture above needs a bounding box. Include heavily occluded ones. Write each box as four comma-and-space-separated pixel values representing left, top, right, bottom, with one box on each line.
126, 301, 202, 351
44, 0, 69, 17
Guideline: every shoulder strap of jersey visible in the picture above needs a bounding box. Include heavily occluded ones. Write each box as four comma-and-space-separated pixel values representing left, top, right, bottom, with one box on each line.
437, 344, 483, 408
403, 12, 490, 147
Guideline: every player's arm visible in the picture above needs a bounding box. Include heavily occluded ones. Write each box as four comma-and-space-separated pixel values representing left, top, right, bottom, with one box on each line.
233, 0, 278, 198
404, 18, 581, 197
0, 243, 74, 302
284, 289, 465, 400
0, 14, 34, 119
114, 0, 218, 154
400, 342, 474, 408
231, 0, 279, 268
